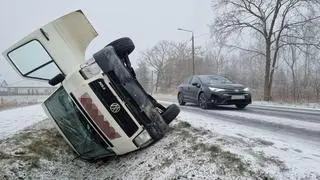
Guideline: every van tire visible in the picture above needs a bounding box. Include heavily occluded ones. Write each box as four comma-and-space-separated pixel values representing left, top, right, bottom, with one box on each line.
145, 110, 167, 140
106, 37, 135, 58
161, 104, 180, 124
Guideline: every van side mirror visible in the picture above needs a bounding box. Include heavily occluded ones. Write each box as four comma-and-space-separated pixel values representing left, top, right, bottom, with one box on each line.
49, 74, 65, 86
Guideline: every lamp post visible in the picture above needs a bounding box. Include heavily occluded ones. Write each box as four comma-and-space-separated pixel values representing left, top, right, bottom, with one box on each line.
177, 28, 195, 75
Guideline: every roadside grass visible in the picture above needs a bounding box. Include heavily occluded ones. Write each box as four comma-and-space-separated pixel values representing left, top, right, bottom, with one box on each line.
172, 120, 276, 179
25, 129, 67, 161
0, 151, 10, 160
0, 127, 72, 170
0, 119, 284, 179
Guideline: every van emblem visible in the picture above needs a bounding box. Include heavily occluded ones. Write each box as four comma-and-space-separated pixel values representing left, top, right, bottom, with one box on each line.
110, 103, 121, 113
235, 89, 239, 92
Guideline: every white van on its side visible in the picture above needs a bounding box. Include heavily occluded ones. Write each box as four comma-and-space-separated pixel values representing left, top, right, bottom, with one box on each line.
2, 10, 180, 161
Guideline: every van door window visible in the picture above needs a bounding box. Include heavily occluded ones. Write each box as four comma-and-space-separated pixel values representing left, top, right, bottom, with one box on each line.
7, 40, 61, 80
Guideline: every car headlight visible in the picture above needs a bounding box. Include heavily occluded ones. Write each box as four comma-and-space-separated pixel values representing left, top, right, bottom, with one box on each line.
133, 129, 152, 147
209, 87, 225, 92
80, 60, 101, 79
243, 87, 250, 92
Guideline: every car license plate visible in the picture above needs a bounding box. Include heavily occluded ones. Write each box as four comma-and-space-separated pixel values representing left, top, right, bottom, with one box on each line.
231, 95, 245, 100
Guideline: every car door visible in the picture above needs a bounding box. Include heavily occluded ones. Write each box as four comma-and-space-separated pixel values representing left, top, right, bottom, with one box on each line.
189, 77, 201, 102
178, 77, 191, 101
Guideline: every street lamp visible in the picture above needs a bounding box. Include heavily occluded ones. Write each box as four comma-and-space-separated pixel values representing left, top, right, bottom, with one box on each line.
177, 28, 195, 75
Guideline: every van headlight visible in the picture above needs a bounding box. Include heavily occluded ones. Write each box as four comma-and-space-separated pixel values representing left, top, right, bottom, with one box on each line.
80, 60, 101, 79
133, 129, 152, 147
243, 87, 250, 92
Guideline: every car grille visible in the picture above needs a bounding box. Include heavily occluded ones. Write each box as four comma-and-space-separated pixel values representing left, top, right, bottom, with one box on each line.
89, 79, 139, 137
223, 89, 246, 94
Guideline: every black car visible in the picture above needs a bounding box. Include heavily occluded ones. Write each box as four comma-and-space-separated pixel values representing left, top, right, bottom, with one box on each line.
177, 75, 252, 109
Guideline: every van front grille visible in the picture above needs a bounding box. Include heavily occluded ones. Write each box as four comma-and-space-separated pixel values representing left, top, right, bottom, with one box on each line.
89, 79, 139, 137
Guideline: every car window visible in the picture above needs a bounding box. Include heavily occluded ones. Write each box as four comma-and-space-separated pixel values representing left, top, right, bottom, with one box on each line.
199, 75, 232, 84
190, 77, 201, 85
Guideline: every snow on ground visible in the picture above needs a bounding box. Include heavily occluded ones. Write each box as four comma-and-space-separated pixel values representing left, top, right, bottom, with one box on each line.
0, 96, 319, 179
0, 119, 273, 180
176, 110, 320, 179
0, 104, 47, 139
253, 101, 320, 110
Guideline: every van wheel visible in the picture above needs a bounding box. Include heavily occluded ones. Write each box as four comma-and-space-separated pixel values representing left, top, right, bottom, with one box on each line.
145, 110, 167, 140
106, 37, 135, 58
161, 104, 180, 124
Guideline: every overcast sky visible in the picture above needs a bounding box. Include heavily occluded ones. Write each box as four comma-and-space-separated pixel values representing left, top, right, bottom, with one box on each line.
0, 0, 214, 84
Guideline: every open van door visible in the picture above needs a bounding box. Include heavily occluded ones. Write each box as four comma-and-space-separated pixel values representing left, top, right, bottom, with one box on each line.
2, 10, 97, 81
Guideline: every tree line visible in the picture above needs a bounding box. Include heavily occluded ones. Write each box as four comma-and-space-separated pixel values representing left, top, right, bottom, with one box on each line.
135, 0, 320, 103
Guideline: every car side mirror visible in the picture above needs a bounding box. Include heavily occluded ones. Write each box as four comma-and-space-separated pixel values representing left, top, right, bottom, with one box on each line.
192, 82, 201, 88
49, 73, 65, 86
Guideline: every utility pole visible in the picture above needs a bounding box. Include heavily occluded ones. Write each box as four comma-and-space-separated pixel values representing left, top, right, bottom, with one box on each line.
177, 28, 195, 75
151, 70, 154, 95
191, 32, 195, 75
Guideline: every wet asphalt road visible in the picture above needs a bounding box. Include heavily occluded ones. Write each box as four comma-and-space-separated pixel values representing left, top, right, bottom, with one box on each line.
156, 96, 320, 143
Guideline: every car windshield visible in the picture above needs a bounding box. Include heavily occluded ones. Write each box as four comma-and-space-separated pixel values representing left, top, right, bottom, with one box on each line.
199, 75, 233, 84
44, 87, 112, 159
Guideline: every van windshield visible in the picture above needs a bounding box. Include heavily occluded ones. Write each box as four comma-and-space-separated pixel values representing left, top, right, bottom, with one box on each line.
44, 87, 113, 159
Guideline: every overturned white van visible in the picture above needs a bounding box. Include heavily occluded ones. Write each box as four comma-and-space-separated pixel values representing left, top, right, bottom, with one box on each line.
2, 10, 180, 161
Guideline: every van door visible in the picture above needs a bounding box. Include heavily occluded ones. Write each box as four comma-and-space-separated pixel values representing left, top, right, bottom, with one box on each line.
2, 10, 98, 81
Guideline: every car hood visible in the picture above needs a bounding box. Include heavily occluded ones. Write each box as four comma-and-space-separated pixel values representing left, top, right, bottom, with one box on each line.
207, 83, 245, 90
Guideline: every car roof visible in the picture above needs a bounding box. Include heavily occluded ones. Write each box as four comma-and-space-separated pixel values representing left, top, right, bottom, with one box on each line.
196, 75, 223, 79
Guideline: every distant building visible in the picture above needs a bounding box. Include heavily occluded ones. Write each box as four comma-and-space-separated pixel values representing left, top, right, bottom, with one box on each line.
0, 80, 8, 93
0, 80, 56, 95
0, 80, 8, 87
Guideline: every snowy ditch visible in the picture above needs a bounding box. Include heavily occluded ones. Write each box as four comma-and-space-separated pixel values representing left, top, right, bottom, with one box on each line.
0, 104, 319, 179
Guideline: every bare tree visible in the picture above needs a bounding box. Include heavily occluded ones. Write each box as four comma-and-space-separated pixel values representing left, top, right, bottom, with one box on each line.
141, 41, 172, 92
282, 44, 299, 101
212, 0, 320, 101
135, 61, 150, 92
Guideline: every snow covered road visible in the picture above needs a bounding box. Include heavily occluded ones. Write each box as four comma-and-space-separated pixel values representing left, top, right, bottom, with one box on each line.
156, 96, 320, 178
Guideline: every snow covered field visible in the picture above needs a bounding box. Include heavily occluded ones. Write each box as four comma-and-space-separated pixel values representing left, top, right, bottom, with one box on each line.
0, 104, 47, 139
0, 96, 319, 179
0, 95, 48, 105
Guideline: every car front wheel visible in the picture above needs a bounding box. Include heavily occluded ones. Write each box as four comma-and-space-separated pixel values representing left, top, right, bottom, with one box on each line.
199, 93, 208, 109
178, 93, 186, 105
235, 104, 248, 109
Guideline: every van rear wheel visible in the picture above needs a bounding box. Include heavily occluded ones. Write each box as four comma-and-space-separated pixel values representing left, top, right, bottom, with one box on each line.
145, 110, 167, 140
